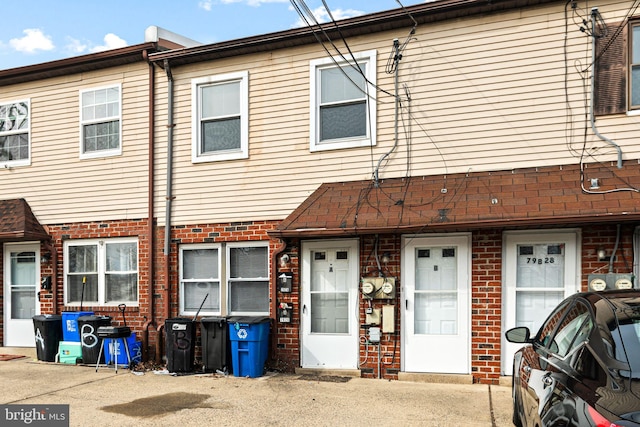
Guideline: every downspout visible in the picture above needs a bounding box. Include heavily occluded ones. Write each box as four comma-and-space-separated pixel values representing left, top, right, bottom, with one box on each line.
43, 240, 58, 315
142, 50, 157, 360
270, 239, 287, 360
591, 7, 622, 169
158, 58, 175, 362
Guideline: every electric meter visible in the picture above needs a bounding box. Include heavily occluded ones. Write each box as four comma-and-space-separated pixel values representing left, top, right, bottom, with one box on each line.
589, 278, 607, 291
615, 278, 633, 290
362, 281, 375, 296
381, 280, 394, 295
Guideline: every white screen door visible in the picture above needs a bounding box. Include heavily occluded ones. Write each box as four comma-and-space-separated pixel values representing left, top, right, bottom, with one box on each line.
402, 234, 470, 373
4, 243, 40, 347
502, 230, 580, 374
301, 239, 359, 369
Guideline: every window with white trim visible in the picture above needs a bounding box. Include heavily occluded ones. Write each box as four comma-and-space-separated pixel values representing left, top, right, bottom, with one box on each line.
179, 241, 269, 316
310, 50, 376, 152
64, 238, 138, 306
192, 71, 248, 163
0, 100, 30, 167
79, 84, 121, 158
179, 244, 221, 315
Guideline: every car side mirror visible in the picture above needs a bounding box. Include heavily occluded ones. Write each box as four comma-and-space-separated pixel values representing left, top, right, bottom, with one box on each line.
505, 326, 531, 343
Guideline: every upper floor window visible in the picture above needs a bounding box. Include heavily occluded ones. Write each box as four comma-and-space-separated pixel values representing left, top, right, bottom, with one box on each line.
309, 50, 376, 152
64, 238, 138, 306
631, 23, 640, 109
79, 85, 121, 158
179, 241, 269, 316
0, 100, 30, 167
192, 71, 248, 163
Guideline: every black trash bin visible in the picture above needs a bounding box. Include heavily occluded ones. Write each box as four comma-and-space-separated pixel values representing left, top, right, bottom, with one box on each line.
200, 317, 231, 373
32, 314, 63, 362
78, 315, 112, 364
165, 318, 196, 372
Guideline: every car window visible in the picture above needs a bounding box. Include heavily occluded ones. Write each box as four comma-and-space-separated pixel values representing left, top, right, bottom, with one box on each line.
616, 317, 640, 376
535, 300, 571, 350
550, 302, 593, 358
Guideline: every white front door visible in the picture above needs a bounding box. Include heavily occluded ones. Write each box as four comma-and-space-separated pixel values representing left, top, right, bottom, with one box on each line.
3, 243, 40, 347
502, 230, 580, 375
402, 234, 471, 374
301, 239, 359, 369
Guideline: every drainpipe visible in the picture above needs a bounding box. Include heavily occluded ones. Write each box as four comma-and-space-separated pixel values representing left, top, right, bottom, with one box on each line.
270, 239, 287, 360
141, 50, 157, 361
591, 8, 622, 169
158, 58, 175, 362
43, 240, 58, 315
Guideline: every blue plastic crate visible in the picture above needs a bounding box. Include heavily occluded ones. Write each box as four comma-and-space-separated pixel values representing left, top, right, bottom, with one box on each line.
105, 333, 141, 366
61, 311, 93, 342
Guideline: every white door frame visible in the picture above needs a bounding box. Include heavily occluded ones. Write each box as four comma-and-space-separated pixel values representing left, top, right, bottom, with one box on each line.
300, 238, 359, 369
501, 229, 581, 374
3, 242, 41, 347
401, 233, 471, 374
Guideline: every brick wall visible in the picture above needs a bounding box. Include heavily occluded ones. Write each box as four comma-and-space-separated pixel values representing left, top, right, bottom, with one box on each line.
471, 230, 503, 384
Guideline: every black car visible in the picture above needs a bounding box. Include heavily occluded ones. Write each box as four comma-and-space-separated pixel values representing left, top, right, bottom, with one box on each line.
505, 289, 640, 427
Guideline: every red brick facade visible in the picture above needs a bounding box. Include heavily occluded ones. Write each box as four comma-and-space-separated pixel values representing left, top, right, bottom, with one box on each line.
1, 164, 638, 384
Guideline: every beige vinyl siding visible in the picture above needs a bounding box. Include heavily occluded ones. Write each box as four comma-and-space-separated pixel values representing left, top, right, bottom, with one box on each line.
0, 63, 150, 224
148, 0, 638, 226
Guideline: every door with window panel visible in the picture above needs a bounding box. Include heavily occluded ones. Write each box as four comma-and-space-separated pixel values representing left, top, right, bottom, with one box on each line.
301, 240, 359, 369
502, 231, 579, 375
3, 244, 39, 347
402, 235, 470, 373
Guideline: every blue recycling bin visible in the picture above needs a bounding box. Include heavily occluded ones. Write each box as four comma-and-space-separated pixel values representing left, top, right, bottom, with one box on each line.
62, 311, 93, 342
105, 332, 142, 366
227, 317, 270, 378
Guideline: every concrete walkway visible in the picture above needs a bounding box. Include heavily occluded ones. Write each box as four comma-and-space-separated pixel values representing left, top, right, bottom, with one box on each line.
0, 347, 513, 427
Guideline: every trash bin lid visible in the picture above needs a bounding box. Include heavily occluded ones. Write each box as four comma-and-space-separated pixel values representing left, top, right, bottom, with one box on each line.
32, 314, 62, 321
201, 316, 227, 323
228, 316, 271, 325
78, 315, 111, 322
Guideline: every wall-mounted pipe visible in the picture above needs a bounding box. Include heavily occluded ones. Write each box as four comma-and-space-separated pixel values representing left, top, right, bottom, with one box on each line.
43, 240, 58, 315
157, 58, 175, 363
141, 50, 157, 361
591, 8, 622, 169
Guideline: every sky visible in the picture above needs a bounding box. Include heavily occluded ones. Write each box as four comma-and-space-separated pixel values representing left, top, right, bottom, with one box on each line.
0, 0, 425, 71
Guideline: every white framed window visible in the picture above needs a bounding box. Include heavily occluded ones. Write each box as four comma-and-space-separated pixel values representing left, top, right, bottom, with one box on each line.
179, 244, 222, 316
227, 242, 269, 315
631, 22, 640, 110
64, 238, 138, 306
309, 50, 376, 152
192, 71, 249, 163
179, 241, 269, 316
0, 99, 30, 167
79, 84, 122, 158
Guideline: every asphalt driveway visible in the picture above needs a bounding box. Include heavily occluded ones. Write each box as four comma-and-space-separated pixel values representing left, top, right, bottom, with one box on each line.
0, 348, 514, 427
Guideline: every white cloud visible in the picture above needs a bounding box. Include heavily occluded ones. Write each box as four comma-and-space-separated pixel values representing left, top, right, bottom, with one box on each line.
90, 33, 128, 53
65, 37, 88, 54
199, 0, 213, 10
9, 29, 55, 54
292, 6, 364, 27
